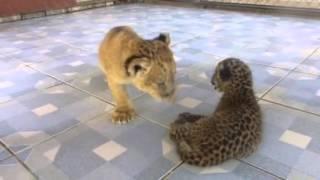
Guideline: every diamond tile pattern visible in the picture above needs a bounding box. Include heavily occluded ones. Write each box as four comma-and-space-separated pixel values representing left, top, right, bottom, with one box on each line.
0, 3, 320, 180
207, 0, 320, 9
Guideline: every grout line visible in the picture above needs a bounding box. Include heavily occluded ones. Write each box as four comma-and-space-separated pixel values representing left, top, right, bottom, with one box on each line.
27, 59, 175, 130
25, 59, 192, 131
140, 113, 170, 129
0, 140, 39, 180
258, 70, 292, 99
159, 161, 184, 180
171, 35, 202, 47
25, 64, 116, 107
260, 47, 319, 99
1, 110, 111, 165
260, 98, 320, 117
2, 6, 319, 180
238, 159, 285, 180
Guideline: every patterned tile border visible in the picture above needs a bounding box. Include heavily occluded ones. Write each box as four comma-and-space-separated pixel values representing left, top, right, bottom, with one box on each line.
150, 0, 320, 18
0, 0, 122, 24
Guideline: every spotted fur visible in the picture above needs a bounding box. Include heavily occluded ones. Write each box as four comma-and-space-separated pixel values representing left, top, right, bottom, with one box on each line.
170, 58, 262, 166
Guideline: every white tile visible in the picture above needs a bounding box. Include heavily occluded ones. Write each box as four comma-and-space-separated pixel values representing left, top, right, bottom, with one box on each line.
93, 141, 127, 161
34, 79, 56, 89
46, 89, 65, 94
161, 136, 180, 163
178, 97, 202, 109
316, 89, 320, 97
174, 55, 181, 62
0, 81, 14, 89
82, 78, 91, 85
200, 160, 240, 174
0, 96, 11, 103
44, 146, 61, 162
183, 160, 240, 175
32, 104, 58, 117
279, 130, 312, 149
63, 72, 77, 77
19, 131, 40, 138
199, 72, 208, 80
69, 60, 84, 67
39, 49, 51, 54
287, 169, 316, 180
13, 40, 24, 44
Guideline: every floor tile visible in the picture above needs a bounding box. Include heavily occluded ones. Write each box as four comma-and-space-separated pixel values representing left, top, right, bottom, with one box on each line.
279, 130, 312, 149
70, 72, 144, 103
241, 100, 320, 179
133, 62, 287, 128
0, 64, 62, 98
0, 145, 11, 162
17, 113, 178, 180
1, 3, 320, 180
28, 51, 100, 81
294, 151, 320, 179
134, 75, 220, 127
93, 141, 127, 161
232, 43, 317, 70
0, 84, 112, 153
167, 160, 279, 180
180, 58, 287, 97
263, 71, 320, 115
296, 48, 320, 75
287, 169, 316, 180
0, 156, 35, 180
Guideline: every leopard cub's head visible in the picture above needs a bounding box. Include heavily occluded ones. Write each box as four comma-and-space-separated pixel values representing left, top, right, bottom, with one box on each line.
211, 58, 253, 93
126, 33, 176, 101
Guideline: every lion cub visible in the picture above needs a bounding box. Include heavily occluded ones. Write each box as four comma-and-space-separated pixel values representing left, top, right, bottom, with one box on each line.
99, 26, 176, 124
170, 58, 262, 166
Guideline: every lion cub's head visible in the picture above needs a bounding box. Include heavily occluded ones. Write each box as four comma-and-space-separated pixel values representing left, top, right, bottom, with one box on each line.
125, 33, 176, 101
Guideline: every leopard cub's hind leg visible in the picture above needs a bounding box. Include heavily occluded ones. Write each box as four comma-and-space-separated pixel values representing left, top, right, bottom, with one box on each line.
175, 112, 205, 124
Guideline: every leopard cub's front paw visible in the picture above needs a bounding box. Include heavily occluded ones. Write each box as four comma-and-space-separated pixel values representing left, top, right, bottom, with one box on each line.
169, 123, 181, 141
112, 107, 136, 124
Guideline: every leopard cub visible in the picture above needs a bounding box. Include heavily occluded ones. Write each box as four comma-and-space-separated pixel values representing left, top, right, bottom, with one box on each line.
170, 58, 262, 166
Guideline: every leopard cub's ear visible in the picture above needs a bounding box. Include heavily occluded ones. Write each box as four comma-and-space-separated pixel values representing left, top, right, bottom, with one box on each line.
154, 33, 170, 45
219, 62, 231, 81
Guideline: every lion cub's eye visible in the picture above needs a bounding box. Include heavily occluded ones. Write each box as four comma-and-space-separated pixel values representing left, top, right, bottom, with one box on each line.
158, 82, 165, 88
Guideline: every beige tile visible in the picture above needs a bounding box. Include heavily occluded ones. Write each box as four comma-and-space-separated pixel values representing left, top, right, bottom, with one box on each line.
316, 89, 320, 97
279, 130, 312, 149
44, 146, 61, 162
288, 169, 316, 180
0, 81, 14, 89
63, 72, 77, 77
32, 104, 58, 117
178, 97, 202, 109
93, 141, 127, 161
69, 60, 84, 67
0, 96, 11, 103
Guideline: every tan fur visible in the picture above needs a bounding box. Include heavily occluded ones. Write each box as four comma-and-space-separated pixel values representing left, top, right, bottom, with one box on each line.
99, 26, 176, 124
170, 58, 262, 167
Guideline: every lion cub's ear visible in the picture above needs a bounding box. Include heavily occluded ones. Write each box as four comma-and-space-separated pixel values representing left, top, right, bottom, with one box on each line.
155, 33, 170, 45
125, 56, 151, 77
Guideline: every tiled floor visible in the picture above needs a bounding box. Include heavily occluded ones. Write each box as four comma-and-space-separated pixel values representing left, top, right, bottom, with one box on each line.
1, 3, 320, 180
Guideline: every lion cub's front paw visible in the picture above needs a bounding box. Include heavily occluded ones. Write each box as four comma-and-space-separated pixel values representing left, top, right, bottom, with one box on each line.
112, 107, 136, 124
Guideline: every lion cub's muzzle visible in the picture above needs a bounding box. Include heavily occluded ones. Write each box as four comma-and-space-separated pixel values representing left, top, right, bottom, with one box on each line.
160, 87, 176, 102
